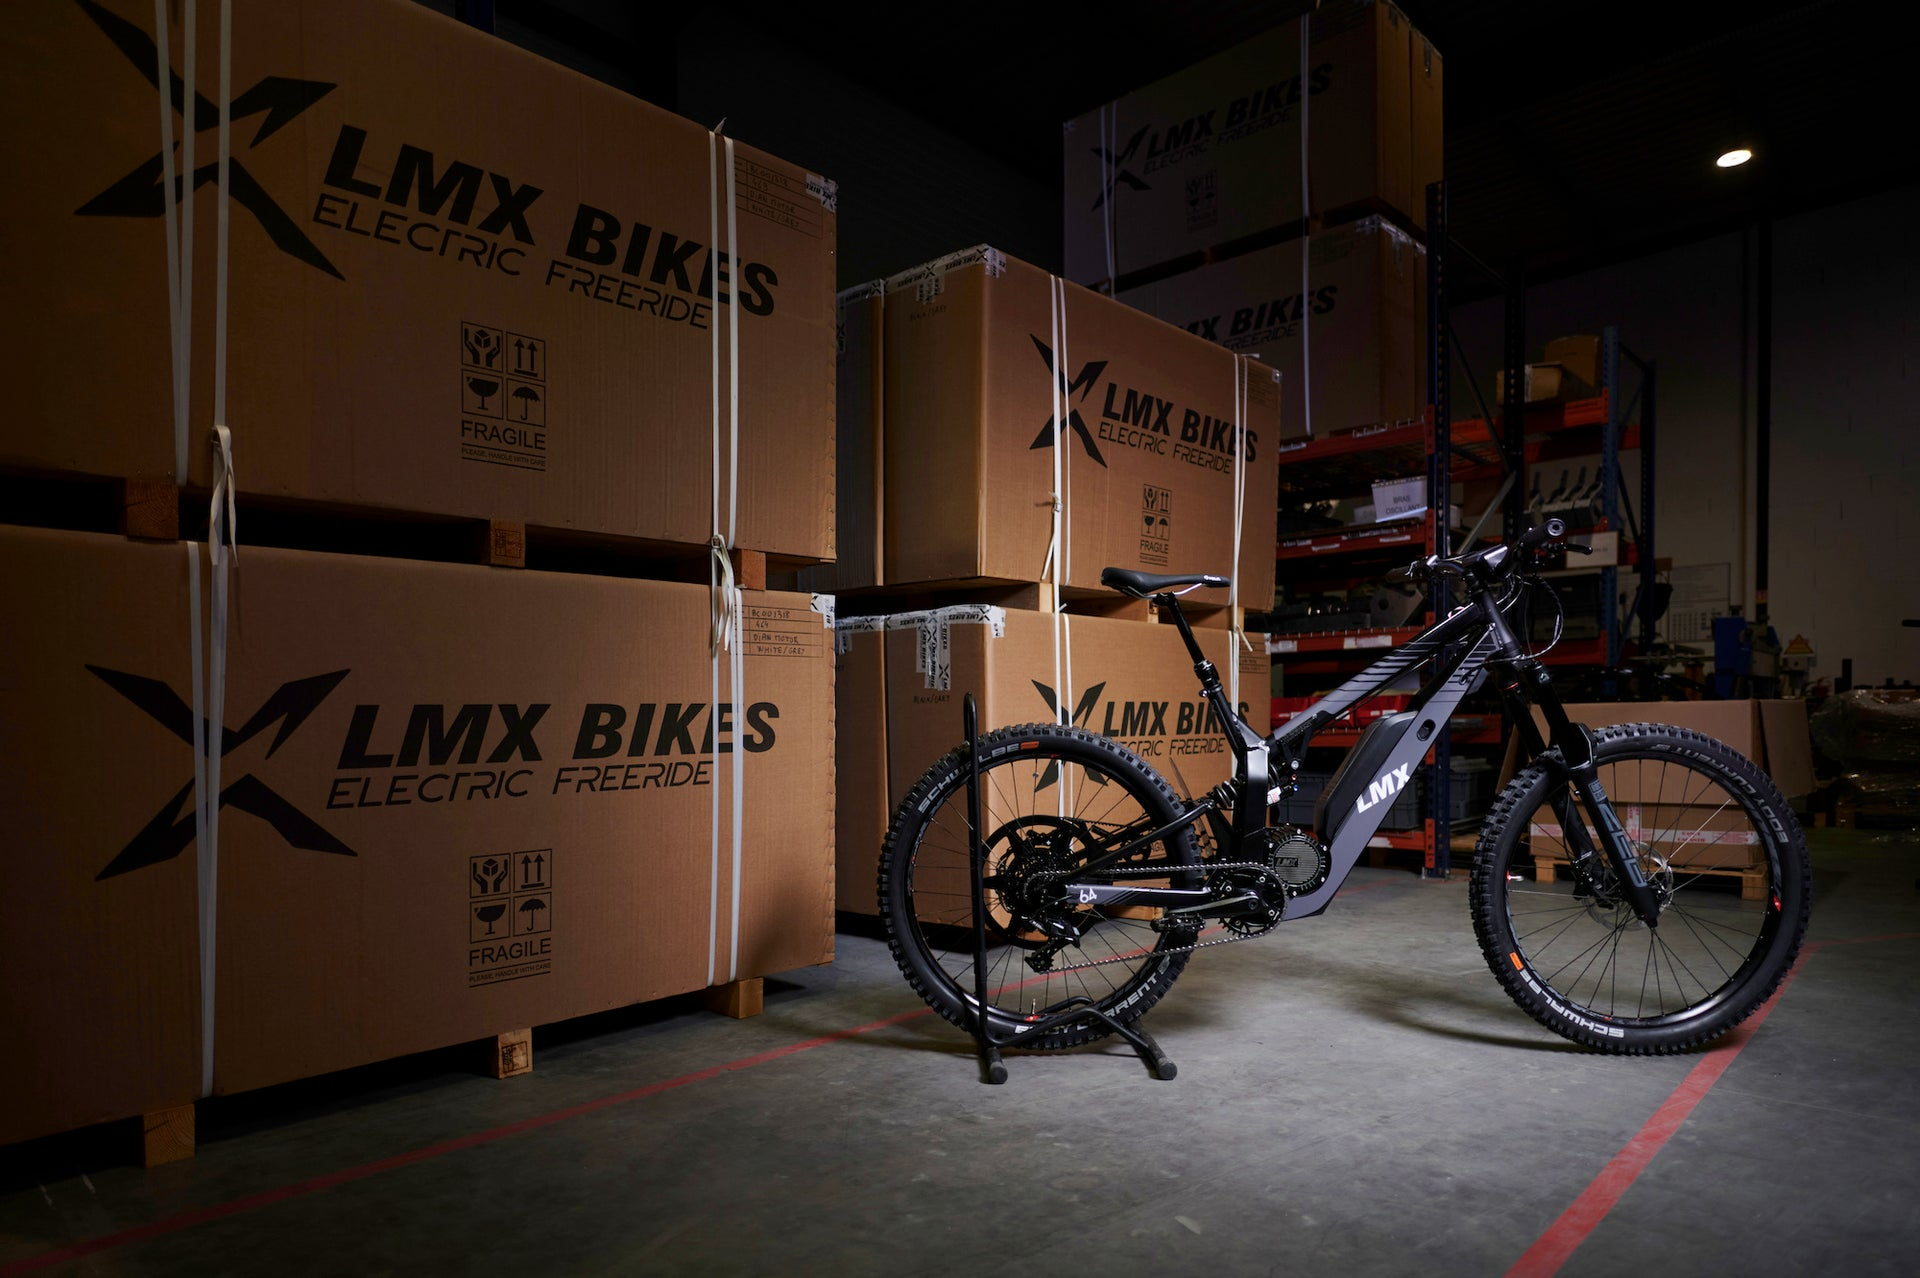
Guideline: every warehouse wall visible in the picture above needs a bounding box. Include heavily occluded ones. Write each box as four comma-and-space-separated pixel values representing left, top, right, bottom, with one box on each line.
411, 2, 1058, 286
1772, 182, 1920, 687
673, 19, 1057, 286
1452, 179, 1920, 687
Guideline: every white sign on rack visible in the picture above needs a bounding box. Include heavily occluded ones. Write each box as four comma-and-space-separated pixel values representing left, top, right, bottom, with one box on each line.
1666, 563, 1731, 645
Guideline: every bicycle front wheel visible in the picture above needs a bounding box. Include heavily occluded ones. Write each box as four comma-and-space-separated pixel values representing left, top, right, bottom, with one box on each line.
878, 723, 1202, 1050
1471, 722, 1812, 1054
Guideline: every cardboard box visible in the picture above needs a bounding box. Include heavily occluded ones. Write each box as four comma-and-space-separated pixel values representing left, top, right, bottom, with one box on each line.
832, 617, 891, 913
1493, 363, 1597, 406
1063, 0, 1441, 285
1544, 335, 1603, 388
1505, 700, 1818, 875
0, 533, 201, 1145
1530, 805, 1760, 872
1, 0, 837, 559
1410, 29, 1445, 219
0, 527, 834, 1136
1119, 217, 1425, 438
1372, 476, 1426, 520
854, 606, 1269, 921
883, 248, 1280, 609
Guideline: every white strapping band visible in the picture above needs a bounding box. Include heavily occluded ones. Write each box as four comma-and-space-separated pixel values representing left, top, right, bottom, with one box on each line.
1228, 356, 1248, 714
706, 129, 747, 987
1298, 9, 1314, 440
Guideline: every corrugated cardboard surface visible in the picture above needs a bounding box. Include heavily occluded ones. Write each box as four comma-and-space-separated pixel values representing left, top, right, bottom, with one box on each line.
1063, 0, 1442, 285
832, 620, 890, 913
1120, 217, 1425, 438
2, 0, 835, 559
2, 528, 834, 1129
0, 530, 201, 1146
865, 608, 1267, 921
883, 251, 1280, 605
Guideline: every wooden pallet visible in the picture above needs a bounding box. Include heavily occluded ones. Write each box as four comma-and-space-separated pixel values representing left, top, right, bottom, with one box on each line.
1531, 854, 1767, 901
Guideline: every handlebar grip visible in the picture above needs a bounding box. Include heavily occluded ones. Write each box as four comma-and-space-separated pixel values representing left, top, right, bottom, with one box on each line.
1518, 518, 1567, 547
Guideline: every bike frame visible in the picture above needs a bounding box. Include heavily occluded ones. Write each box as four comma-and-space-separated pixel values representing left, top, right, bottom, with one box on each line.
1064, 548, 1665, 928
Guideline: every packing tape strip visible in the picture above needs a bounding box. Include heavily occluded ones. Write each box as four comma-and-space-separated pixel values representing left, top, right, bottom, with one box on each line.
888, 606, 1005, 692
883, 245, 1005, 305
832, 612, 886, 657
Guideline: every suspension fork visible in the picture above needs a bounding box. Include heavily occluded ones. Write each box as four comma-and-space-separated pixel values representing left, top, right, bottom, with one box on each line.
1480, 582, 1662, 928
1499, 662, 1663, 927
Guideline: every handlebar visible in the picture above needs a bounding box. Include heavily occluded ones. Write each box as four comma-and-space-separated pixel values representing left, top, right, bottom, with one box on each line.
1392, 520, 1589, 588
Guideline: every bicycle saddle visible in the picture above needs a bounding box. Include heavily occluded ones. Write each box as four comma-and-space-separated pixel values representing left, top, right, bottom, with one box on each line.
1100, 567, 1231, 597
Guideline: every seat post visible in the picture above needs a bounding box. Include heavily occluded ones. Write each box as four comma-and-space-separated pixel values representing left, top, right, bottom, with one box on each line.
1156, 593, 1216, 682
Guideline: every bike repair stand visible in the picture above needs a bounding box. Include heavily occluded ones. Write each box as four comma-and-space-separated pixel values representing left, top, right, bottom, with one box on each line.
962, 695, 1177, 1085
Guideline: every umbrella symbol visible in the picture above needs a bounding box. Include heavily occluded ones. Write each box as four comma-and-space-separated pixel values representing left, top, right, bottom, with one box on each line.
512, 386, 541, 420
520, 898, 548, 932
474, 903, 507, 936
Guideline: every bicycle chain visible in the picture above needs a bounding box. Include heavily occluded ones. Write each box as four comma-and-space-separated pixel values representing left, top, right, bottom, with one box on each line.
1019, 858, 1286, 974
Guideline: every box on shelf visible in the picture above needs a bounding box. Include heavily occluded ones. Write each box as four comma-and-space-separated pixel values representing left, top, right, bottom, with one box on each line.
853, 606, 1271, 920
882, 247, 1279, 606
1063, 0, 1442, 286
1544, 335, 1603, 388
1119, 216, 1425, 440
0, 526, 834, 1142
2, 0, 837, 560
1372, 476, 1426, 520
1493, 363, 1596, 406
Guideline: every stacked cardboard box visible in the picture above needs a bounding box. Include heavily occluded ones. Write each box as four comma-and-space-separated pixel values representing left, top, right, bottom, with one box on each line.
1063, 0, 1443, 289
881, 247, 1280, 610
835, 607, 1272, 915
1120, 217, 1426, 440
0, 528, 835, 1145
2, 0, 837, 560
1, 0, 839, 1148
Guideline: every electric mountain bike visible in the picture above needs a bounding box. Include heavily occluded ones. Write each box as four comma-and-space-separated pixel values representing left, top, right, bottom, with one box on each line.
877, 520, 1812, 1056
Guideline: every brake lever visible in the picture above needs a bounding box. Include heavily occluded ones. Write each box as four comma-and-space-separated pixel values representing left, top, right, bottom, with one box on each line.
1563, 542, 1596, 556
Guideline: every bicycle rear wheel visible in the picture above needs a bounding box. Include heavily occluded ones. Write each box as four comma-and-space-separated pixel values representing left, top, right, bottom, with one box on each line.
1470, 723, 1812, 1054
878, 723, 1201, 1050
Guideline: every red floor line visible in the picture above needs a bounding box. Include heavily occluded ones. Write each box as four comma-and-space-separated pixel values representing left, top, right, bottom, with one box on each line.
0, 1004, 938, 1278
1503, 930, 1920, 1278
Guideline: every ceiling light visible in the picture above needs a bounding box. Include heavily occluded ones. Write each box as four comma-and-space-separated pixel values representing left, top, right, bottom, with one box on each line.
1717, 148, 1753, 168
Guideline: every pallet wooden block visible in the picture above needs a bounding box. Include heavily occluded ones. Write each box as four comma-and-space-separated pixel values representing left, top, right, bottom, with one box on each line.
487, 1029, 532, 1079
120, 477, 179, 541
141, 1104, 195, 1168
729, 547, 768, 592
704, 977, 764, 1019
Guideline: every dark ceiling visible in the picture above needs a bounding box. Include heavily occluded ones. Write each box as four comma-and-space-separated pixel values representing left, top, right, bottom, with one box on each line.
741, 0, 1915, 287
495, 0, 1915, 290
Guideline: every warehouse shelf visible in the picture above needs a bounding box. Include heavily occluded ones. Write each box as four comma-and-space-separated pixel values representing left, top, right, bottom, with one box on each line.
1268, 180, 1658, 880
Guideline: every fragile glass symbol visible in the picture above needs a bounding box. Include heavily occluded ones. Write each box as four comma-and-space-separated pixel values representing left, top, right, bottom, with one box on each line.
467, 377, 501, 411
474, 903, 507, 935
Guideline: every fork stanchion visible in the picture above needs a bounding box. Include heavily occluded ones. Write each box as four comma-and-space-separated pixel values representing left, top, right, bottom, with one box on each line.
959, 695, 1175, 1084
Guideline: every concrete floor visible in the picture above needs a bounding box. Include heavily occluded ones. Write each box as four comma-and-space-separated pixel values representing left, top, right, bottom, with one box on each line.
4, 827, 1917, 1276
